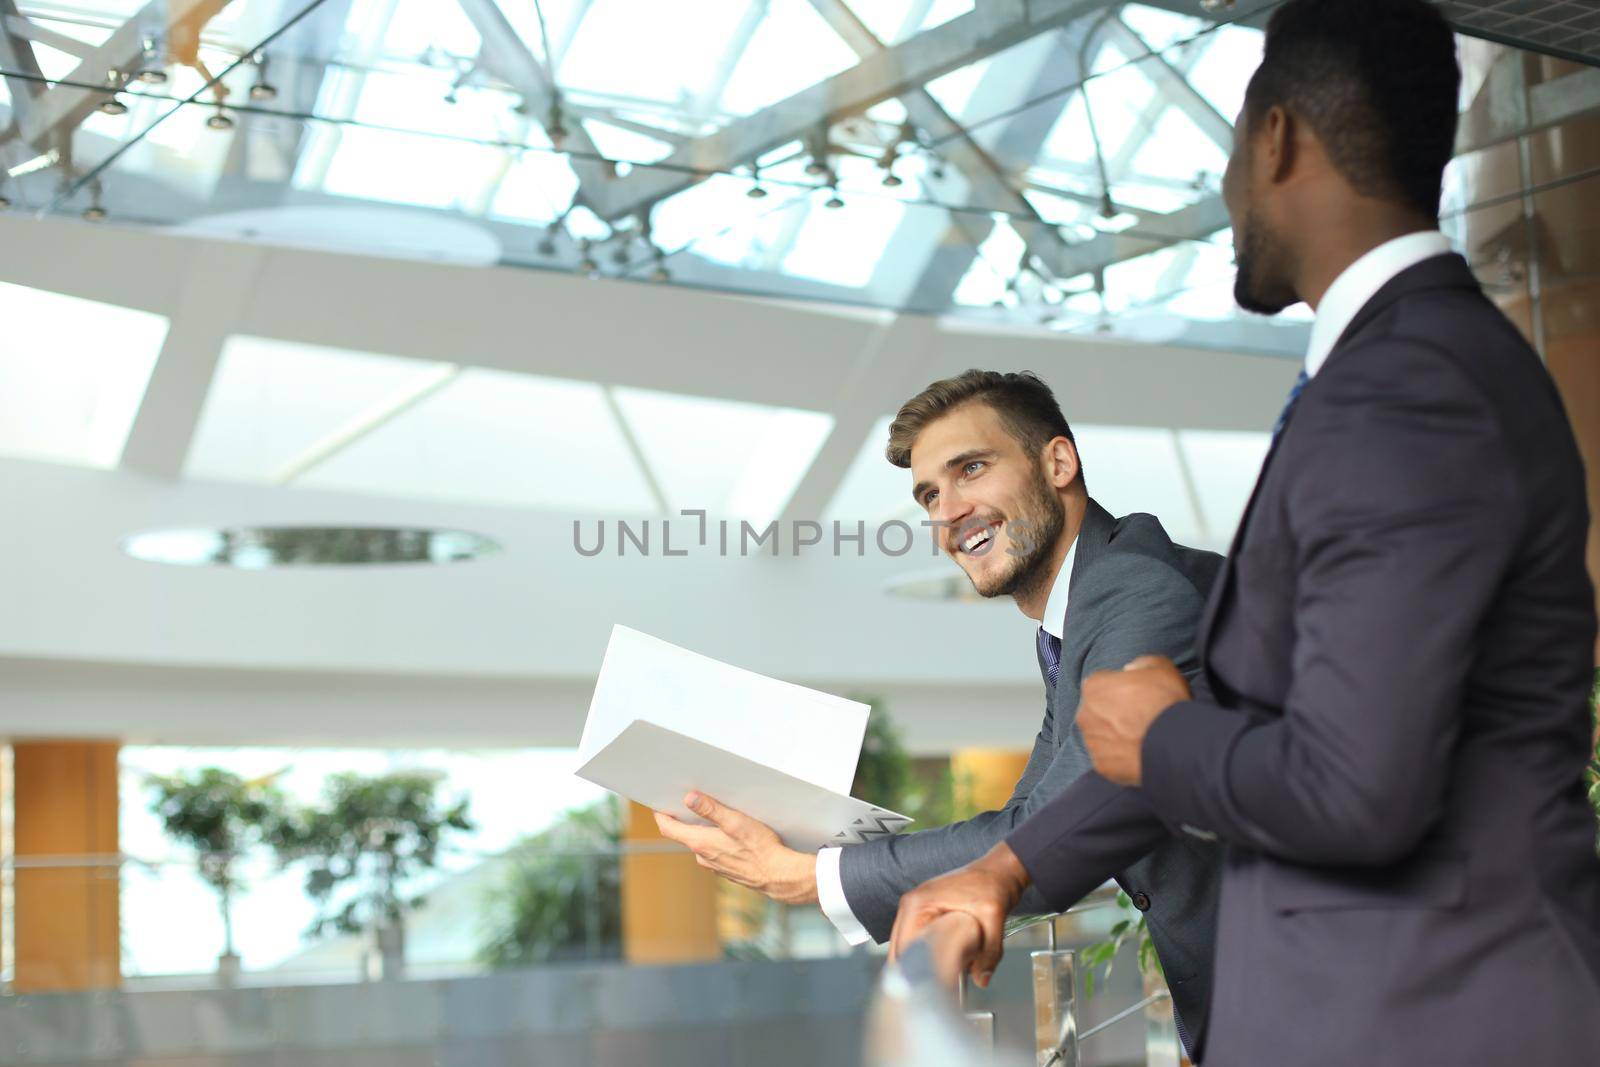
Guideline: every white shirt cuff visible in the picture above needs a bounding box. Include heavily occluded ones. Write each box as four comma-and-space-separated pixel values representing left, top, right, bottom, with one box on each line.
816, 846, 873, 946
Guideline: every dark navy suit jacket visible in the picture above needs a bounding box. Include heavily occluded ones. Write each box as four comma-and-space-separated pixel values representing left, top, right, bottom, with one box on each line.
1008, 254, 1600, 1065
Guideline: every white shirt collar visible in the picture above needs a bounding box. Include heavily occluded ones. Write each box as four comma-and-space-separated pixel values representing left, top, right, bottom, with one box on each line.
1039, 535, 1077, 640
1304, 231, 1454, 379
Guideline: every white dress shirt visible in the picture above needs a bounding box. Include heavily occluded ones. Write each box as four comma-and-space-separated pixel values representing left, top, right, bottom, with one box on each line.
1304, 230, 1454, 380
816, 536, 1080, 945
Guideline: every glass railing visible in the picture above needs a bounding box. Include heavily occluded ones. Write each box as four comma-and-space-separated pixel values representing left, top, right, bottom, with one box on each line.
874, 890, 1183, 1067
1, 841, 855, 992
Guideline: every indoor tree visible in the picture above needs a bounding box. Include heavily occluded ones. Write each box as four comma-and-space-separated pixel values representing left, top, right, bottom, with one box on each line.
146, 767, 285, 980
478, 799, 622, 969
270, 769, 473, 980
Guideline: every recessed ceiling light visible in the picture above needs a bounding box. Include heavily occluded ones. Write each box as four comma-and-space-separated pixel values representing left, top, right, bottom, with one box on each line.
122, 526, 501, 568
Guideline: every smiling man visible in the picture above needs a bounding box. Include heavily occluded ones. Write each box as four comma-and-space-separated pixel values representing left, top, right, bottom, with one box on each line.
654, 369, 1225, 1056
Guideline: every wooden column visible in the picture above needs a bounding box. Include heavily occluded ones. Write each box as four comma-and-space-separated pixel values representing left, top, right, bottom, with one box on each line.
950, 748, 1032, 812
619, 801, 721, 964
12, 741, 121, 992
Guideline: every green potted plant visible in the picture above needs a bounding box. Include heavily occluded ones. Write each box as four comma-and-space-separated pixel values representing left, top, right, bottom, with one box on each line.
478, 799, 622, 968
146, 767, 285, 985
270, 769, 473, 981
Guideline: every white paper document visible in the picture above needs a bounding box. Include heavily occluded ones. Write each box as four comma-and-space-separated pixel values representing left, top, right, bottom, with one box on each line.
576, 626, 912, 851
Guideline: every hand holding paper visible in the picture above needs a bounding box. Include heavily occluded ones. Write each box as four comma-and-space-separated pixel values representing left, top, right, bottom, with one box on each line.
653, 792, 819, 906
575, 626, 912, 853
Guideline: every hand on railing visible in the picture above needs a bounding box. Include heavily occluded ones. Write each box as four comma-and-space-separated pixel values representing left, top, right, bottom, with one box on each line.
887, 842, 1031, 988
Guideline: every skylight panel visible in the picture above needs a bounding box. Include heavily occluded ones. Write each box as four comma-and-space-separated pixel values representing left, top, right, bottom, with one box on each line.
1079, 60, 1160, 162
718, 0, 858, 116
297, 370, 659, 515
925, 58, 992, 122
491, 0, 589, 64
648, 173, 802, 255
853, 0, 920, 45
781, 192, 906, 289
1038, 93, 1098, 169
581, 120, 675, 165
187, 337, 454, 486
351, 70, 511, 143
0, 281, 168, 469
1181, 24, 1264, 122
382, 0, 482, 58
1120, 4, 1207, 52
489, 149, 580, 224
319, 126, 505, 212
919, 0, 975, 33
1176, 429, 1271, 543
951, 218, 1026, 307
559, 0, 749, 107
822, 416, 913, 524
1072, 424, 1204, 547
611, 388, 835, 526
1126, 110, 1228, 184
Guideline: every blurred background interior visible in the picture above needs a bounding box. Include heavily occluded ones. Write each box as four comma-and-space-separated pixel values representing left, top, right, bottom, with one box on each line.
0, 0, 1597, 1064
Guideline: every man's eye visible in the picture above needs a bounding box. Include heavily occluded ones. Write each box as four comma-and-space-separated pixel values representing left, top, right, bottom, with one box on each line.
923, 490, 938, 507
964, 461, 984, 475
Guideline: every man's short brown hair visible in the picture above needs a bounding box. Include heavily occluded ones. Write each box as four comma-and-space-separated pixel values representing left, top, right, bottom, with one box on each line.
885, 369, 1079, 479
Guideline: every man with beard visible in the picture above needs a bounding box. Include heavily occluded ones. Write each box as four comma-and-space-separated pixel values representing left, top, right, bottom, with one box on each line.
654, 369, 1225, 1055
889, 1, 1600, 1063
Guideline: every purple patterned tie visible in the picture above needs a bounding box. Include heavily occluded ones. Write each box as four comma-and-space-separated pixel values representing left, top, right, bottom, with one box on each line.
1037, 627, 1062, 691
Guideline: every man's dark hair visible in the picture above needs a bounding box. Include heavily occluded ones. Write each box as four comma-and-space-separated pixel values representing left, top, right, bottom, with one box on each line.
1245, 0, 1460, 217
885, 369, 1080, 483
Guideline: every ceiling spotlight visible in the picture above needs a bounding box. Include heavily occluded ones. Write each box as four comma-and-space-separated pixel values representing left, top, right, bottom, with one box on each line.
547, 96, 570, 147
83, 202, 107, 222
248, 52, 277, 101
804, 158, 828, 176
825, 190, 845, 210
651, 263, 670, 283
882, 171, 903, 188
206, 110, 235, 131
536, 235, 557, 255
1091, 195, 1138, 233
577, 238, 598, 276
136, 36, 167, 82
98, 95, 128, 116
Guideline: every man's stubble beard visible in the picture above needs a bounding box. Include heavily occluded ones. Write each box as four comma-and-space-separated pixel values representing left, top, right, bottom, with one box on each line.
967, 470, 1066, 603
1233, 203, 1300, 316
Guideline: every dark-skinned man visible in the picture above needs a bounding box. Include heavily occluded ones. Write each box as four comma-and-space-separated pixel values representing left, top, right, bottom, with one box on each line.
889, 2, 1600, 1064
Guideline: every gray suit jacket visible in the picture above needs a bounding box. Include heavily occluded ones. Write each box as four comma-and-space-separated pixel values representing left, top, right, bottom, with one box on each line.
1010, 254, 1600, 1065
838, 499, 1224, 1039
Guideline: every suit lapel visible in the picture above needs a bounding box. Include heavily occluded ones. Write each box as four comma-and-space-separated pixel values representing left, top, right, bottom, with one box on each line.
1194, 252, 1480, 669
1048, 500, 1114, 771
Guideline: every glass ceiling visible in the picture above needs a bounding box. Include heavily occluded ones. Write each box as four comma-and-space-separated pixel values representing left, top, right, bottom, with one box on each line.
0, 0, 1319, 355
0, 280, 168, 468
186, 334, 834, 522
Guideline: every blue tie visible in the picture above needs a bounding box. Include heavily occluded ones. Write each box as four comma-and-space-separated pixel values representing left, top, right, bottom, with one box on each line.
1272, 369, 1310, 441
1037, 627, 1062, 691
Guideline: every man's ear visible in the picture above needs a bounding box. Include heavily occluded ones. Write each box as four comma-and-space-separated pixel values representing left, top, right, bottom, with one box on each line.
1042, 437, 1080, 490
1260, 104, 1296, 185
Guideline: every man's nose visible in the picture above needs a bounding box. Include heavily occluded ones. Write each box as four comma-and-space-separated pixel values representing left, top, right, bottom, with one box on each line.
933, 489, 974, 529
